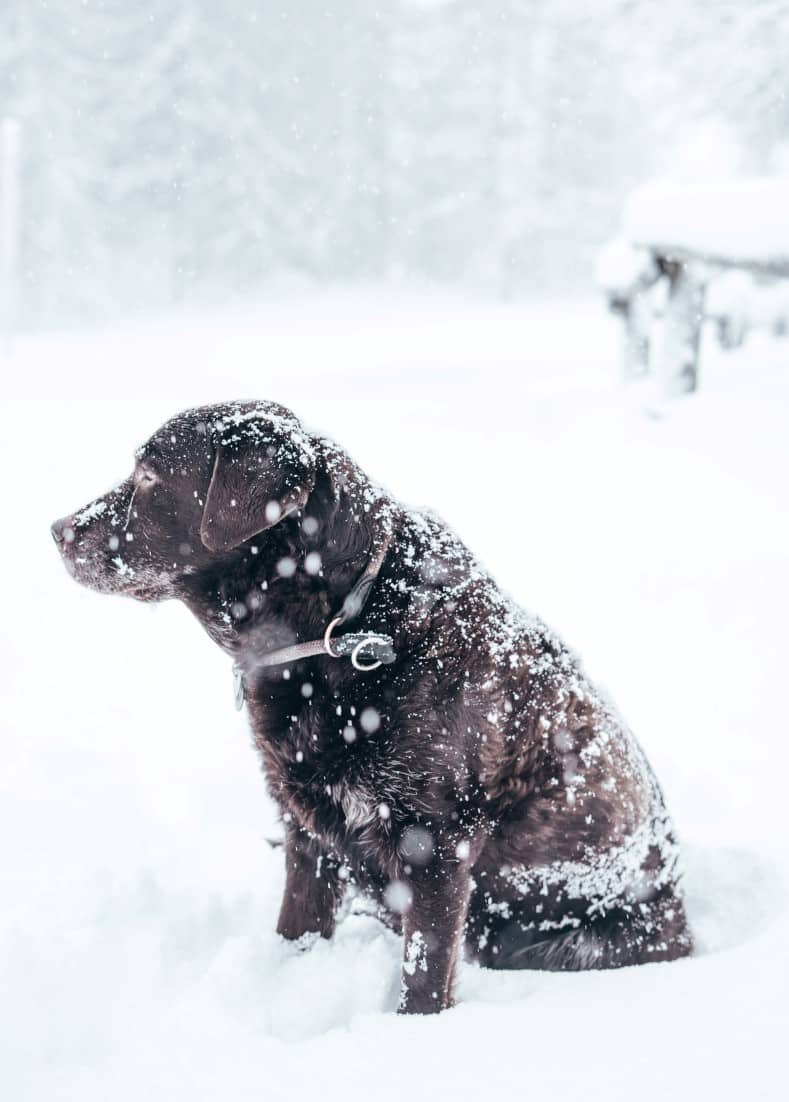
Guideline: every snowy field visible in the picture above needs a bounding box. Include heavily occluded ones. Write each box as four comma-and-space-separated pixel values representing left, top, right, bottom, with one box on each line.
3, 293, 788, 1100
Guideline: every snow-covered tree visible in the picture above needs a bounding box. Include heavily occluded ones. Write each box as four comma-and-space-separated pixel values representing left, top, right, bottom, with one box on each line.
0, 0, 786, 324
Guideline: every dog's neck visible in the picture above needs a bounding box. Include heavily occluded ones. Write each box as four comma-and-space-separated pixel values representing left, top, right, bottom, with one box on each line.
179, 437, 400, 662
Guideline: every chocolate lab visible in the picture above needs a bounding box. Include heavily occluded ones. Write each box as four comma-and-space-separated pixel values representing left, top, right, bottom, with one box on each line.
52, 401, 692, 1013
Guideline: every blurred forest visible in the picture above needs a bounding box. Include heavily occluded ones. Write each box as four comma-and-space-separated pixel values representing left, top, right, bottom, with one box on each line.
0, 0, 787, 326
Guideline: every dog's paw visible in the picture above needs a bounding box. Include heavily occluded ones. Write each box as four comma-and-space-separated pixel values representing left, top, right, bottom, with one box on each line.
278, 929, 321, 953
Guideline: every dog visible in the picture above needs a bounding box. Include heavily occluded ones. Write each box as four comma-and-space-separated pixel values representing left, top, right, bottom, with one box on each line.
52, 400, 692, 1013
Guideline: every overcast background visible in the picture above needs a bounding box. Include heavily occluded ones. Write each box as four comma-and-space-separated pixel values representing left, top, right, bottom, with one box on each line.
1, 0, 788, 329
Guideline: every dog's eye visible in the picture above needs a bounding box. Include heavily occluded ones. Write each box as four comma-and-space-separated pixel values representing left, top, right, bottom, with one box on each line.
135, 465, 159, 487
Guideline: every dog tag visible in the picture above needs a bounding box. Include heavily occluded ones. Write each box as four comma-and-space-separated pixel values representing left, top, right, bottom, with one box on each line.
330, 632, 396, 666
232, 663, 245, 710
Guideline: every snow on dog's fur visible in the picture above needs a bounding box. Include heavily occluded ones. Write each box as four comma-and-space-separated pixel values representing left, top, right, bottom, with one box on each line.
52, 400, 692, 1013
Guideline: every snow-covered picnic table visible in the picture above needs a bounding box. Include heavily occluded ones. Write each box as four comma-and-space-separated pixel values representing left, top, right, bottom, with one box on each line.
598, 178, 789, 394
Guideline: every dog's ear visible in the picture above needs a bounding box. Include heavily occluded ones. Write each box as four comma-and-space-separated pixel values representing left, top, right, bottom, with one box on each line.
200, 411, 316, 553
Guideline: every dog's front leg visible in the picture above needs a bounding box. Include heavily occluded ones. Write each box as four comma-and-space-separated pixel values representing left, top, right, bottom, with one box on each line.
276, 821, 343, 942
397, 860, 470, 1014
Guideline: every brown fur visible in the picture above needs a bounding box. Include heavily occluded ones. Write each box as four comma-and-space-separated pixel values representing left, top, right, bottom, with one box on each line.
52, 401, 692, 1014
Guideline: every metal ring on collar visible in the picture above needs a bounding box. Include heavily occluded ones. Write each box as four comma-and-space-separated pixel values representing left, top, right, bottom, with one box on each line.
350, 637, 385, 672
323, 616, 343, 658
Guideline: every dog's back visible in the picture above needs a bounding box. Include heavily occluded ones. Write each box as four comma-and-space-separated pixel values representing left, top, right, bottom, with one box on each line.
365, 503, 692, 969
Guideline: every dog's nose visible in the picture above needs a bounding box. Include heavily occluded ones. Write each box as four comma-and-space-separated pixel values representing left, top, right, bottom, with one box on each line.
51, 517, 73, 545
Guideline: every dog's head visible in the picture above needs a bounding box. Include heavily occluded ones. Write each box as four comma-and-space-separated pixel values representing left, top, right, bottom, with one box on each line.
52, 401, 316, 600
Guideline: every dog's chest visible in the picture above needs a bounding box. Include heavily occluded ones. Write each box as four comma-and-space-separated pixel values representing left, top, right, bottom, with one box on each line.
289, 763, 388, 860
322, 777, 378, 832
253, 684, 389, 841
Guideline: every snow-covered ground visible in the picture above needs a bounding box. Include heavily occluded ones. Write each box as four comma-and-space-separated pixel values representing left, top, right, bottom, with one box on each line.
3, 293, 788, 1101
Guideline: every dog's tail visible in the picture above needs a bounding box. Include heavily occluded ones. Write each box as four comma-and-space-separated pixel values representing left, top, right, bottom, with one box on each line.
485, 892, 693, 971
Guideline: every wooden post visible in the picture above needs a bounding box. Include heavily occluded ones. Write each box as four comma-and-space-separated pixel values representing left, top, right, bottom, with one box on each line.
622, 290, 651, 380
0, 118, 21, 356
658, 260, 705, 396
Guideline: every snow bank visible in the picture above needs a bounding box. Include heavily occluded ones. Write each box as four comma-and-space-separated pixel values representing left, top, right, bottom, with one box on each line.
595, 236, 657, 295
623, 177, 789, 263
